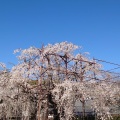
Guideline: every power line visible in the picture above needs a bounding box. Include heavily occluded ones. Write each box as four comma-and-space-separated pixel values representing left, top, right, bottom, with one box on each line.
94, 58, 120, 67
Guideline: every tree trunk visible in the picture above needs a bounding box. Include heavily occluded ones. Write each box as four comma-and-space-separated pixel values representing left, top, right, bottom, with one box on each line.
82, 100, 85, 120
37, 97, 41, 120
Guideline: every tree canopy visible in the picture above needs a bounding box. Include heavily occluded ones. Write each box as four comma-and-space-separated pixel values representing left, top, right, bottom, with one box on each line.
0, 42, 119, 120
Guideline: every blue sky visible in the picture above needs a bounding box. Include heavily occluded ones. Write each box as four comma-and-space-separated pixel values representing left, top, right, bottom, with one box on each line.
0, 0, 120, 70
